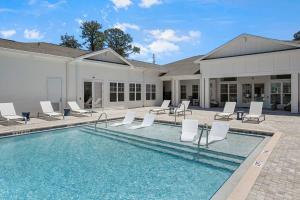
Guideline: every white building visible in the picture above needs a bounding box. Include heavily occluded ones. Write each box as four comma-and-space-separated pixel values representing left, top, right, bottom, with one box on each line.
161, 34, 300, 113
0, 39, 166, 115
1, 33, 300, 115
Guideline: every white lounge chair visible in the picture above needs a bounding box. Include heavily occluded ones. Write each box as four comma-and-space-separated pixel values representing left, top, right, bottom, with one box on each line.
150, 100, 170, 114
0, 103, 27, 124
128, 113, 155, 129
111, 111, 135, 127
39, 101, 63, 119
180, 119, 199, 142
242, 102, 265, 123
194, 122, 229, 145
174, 100, 192, 115
214, 102, 236, 120
67, 101, 92, 116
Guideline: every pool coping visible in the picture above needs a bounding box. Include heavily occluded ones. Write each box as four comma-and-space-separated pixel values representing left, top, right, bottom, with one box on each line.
0, 117, 277, 200
226, 131, 281, 200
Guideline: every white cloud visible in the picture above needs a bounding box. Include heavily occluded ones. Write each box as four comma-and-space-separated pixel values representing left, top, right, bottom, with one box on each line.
43, 0, 67, 8
139, 0, 162, 8
111, 0, 132, 9
24, 29, 44, 40
148, 29, 201, 42
0, 29, 16, 38
114, 23, 140, 31
148, 40, 179, 54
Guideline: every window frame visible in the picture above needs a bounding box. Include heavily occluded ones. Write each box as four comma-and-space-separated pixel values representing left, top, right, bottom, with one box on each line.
146, 84, 156, 101
110, 82, 125, 102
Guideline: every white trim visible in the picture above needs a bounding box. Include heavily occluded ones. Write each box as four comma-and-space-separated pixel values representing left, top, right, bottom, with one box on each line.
194, 33, 300, 63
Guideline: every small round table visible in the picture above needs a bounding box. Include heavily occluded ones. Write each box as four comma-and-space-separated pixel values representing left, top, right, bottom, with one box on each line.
236, 111, 245, 120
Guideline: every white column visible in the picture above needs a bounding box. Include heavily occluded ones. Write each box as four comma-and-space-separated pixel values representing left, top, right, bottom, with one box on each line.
204, 77, 210, 108
200, 76, 205, 108
291, 73, 299, 113
174, 79, 180, 106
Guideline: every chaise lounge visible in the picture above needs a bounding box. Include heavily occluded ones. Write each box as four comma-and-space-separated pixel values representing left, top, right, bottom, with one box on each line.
242, 102, 265, 123
39, 101, 63, 119
68, 101, 92, 116
150, 100, 170, 114
0, 103, 27, 124
214, 102, 236, 120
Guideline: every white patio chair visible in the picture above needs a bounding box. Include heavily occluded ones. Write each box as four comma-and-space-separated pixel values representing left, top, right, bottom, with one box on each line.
128, 113, 155, 129
214, 102, 236, 120
0, 103, 27, 124
110, 111, 135, 127
174, 100, 192, 115
150, 100, 170, 114
39, 101, 63, 119
242, 102, 265, 123
68, 101, 92, 116
193, 122, 229, 145
180, 119, 199, 142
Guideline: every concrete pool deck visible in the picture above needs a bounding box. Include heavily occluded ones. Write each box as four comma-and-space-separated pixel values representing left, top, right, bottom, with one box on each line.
0, 107, 299, 200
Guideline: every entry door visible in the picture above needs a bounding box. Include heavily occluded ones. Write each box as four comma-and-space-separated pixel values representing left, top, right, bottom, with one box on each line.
254, 84, 265, 102
83, 81, 103, 109
47, 78, 62, 111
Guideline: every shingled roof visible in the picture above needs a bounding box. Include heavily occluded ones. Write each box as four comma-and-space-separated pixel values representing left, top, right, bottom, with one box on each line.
162, 55, 203, 76
0, 38, 90, 58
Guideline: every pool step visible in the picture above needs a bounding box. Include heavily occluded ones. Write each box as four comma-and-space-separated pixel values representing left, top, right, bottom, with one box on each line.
85, 125, 244, 163
81, 126, 244, 172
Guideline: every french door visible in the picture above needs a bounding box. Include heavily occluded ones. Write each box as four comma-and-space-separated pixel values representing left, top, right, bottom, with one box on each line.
83, 81, 103, 109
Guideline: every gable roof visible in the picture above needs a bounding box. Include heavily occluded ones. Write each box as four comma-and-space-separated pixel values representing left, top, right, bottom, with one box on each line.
127, 59, 166, 71
195, 34, 300, 62
0, 38, 164, 71
0, 38, 89, 58
162, 55, 203, 76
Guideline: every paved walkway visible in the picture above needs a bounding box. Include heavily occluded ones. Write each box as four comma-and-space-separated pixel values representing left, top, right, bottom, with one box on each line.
0, 107, 299, 199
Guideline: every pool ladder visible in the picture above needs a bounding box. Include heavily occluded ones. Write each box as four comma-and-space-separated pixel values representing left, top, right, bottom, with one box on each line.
197, 123, 209, 149
94, 112, 108, 131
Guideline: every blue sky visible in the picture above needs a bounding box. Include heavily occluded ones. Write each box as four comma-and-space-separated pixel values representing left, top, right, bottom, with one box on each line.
0, 0, 299, 64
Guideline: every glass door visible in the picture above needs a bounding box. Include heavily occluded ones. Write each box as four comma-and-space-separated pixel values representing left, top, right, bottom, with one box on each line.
93, 82, 102, 108
84, 82, 92, 109
242, 84, 252, 105
254, 84, 265, 102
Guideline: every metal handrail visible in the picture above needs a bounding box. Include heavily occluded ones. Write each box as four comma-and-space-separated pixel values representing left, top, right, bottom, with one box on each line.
174, 103, 186, 125
94, 112, 108, 130
197, 123, 209, 148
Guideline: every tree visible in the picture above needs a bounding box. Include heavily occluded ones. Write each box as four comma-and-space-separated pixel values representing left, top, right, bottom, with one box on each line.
104, 28, 140, 57
59, 34, 81, 48
294, 31, 300, 40
80, 20, 105, 51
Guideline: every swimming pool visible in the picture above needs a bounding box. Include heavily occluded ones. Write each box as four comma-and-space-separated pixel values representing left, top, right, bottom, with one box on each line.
0, 122, 266, 199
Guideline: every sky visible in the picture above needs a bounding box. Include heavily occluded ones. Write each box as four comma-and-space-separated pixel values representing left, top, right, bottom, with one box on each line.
0, 0, 299, 64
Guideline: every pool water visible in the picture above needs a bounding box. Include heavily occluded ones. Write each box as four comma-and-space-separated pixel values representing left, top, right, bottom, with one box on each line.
0, 125, 252, 200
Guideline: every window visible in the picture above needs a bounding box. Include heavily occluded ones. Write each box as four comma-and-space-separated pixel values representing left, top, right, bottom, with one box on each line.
129, 83, 142, 101
271, 81, 291, 105
118, 83, 124, 102
110, 82, 117, 102
136, 84, 141, 101
221, 77, 237, 82
129, 83, 135, 101
271, 74, 291, 80
151, 84, 156, 100
220, 84, 237, 103
180, 85, 186, 99
110, 82, 124, 102
146, 84, 156, 100
192, 85, 199, 99
242, 84, 252, 104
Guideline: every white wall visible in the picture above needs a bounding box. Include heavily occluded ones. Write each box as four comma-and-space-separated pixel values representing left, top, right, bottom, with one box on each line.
0, 49, 67, 115
0, 49, 163, 116
68, 60, 163, 109
200, 49, 300, 78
